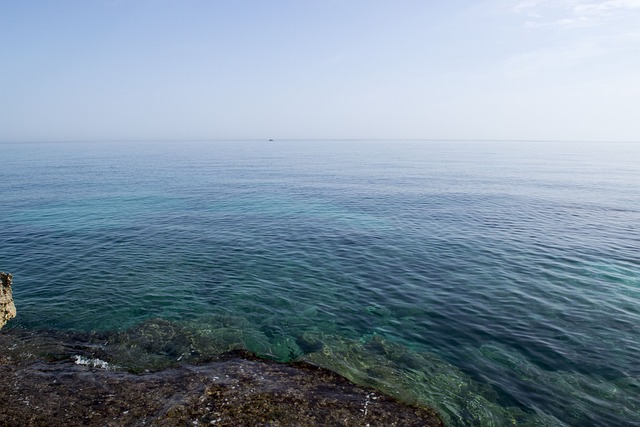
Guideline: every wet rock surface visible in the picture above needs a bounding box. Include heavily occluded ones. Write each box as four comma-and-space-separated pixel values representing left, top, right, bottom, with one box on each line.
0, 328, 444, 426
0, 272, 16, 330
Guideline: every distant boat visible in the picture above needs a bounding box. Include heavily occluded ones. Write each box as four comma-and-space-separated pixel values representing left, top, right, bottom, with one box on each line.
268, 139, 274, 142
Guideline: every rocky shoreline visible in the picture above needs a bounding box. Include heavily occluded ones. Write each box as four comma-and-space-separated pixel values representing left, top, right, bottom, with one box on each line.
0, 328, 443, 426
1, 271, 443, 425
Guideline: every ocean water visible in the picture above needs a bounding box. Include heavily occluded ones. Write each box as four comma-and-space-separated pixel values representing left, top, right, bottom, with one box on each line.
1, 140, 639, 426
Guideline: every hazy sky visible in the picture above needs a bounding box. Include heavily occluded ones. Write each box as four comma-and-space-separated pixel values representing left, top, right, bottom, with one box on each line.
1, 0, 639, 142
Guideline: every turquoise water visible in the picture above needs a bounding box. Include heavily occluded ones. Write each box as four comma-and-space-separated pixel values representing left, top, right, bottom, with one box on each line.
1, 140, 639, 426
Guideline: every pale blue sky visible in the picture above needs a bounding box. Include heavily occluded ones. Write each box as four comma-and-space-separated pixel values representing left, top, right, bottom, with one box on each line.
1, 0, 639, 142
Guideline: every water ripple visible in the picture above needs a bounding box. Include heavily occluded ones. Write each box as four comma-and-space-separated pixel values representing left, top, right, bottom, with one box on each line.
2, 140, 639, 426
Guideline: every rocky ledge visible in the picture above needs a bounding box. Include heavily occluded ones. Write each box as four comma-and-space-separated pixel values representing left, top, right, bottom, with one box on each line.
0, 328, 444, 426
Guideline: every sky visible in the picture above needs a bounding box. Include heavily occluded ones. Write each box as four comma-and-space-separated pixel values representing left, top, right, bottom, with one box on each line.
1, 0, 639, 142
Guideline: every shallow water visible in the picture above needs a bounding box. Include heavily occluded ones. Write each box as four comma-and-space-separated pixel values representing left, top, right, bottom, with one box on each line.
1, 140, 639, 426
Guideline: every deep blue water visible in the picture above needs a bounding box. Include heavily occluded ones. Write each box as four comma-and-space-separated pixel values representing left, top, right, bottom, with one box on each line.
1, 140, 639, 426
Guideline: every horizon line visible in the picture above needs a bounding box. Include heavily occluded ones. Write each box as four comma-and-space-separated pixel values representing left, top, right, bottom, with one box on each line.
1, 138, 639, 144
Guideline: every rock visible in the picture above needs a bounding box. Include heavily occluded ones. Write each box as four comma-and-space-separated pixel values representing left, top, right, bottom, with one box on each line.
0, 272, 16, 329
0, 327, 445, 426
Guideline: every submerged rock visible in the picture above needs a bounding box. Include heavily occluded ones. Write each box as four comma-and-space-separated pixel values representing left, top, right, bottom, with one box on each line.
0, 328, 444, 426
0, 272, 16, 330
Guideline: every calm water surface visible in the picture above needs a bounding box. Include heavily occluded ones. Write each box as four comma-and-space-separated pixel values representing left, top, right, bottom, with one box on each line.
1, 140, 639, 426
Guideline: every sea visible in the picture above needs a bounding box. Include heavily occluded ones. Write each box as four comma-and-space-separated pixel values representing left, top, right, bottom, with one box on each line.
1, 140, 639, 426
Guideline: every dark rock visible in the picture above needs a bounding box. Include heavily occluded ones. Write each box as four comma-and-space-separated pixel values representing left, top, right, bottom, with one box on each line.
0, 329, 445, 426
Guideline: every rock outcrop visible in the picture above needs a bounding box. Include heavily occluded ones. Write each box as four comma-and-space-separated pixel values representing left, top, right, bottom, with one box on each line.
0, 272, 16, 329
0, 327, 444, 426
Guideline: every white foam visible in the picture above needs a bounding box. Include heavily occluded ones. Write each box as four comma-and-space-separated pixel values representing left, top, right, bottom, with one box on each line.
73, 355, 115, 370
